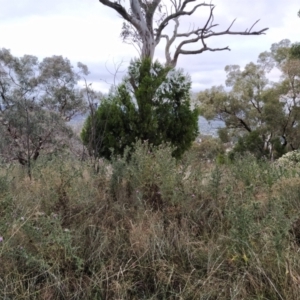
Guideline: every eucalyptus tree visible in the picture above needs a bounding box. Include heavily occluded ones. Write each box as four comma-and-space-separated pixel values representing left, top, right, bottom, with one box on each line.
198, 62, 277, 159
98, 0, 268, 67
0, 49, 90, 177
197, 40, 300, 159
272, 41, 300, 150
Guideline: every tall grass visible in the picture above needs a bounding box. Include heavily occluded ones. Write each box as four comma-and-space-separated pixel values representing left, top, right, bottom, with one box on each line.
1, 143, 300, 299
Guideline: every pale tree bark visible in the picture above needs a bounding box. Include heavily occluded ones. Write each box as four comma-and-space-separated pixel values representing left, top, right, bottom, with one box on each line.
99, 0, 268, 67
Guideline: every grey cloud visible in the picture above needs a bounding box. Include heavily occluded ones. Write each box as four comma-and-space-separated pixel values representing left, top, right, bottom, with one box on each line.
1, 0, 298, 94
0, 0, 116, 21
80, 61, 131, 93
1, 0, 64, 20
0, 0, 99, 20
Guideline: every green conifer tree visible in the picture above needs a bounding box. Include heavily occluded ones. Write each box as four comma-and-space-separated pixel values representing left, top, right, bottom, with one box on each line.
81, 59, 198, 160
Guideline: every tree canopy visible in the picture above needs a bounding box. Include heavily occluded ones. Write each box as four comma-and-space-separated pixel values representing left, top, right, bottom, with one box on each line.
0, 49, 95, 175
197, 39, 300, 159
81, 58, 198, 160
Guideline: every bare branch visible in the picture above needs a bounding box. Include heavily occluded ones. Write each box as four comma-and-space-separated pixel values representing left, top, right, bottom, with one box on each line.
100, 0, 157, 59
99, 0, 133, 24
226, 18, 236, 31
169, 18, 267, 66
248, 19, 260, 33
165, 18, 180, 66
99, 0, 269, 68
155, 1, 213, 46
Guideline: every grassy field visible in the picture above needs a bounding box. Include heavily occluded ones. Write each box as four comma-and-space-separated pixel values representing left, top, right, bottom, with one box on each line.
1, 142, 300, 299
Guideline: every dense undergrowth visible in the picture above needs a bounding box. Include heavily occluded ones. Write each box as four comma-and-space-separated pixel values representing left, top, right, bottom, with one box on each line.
1, 142, 300, 299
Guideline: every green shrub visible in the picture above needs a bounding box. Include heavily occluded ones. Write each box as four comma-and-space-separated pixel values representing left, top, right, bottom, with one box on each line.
1, 150, 300, 299
81, 58, 198, 160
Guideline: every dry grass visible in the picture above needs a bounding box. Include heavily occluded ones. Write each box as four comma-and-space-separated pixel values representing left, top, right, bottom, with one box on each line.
1, 145, 300, 299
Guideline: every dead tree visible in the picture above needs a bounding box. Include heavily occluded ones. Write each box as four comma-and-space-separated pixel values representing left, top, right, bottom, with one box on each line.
98, 0, 268, 68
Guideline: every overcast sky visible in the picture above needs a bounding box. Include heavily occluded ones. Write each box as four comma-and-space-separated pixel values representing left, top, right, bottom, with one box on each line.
0, 0, 299, 93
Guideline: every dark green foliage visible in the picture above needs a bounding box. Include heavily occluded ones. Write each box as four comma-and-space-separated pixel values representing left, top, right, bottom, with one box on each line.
290, 42, 300, 59
232, 131, 266, 158
81, 91, 138, 160
232, 133, 286, 160
272, 137, 287, 158
81, 59, 198, 160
